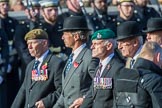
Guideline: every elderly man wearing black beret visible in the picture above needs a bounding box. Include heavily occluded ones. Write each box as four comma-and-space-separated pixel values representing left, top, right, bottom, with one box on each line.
117, 21, 143, 68
143, 17, 162, 48
11, 29, 64, 108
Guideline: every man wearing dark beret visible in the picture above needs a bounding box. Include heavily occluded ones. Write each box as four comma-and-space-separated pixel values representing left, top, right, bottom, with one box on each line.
143, 17, 162, 48
80, 29, 124, 108
117, 21, 143, 68
11, 29, 64, 108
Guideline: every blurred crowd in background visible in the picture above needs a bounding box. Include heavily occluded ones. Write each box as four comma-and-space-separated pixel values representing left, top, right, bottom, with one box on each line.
8, 0, 162, 12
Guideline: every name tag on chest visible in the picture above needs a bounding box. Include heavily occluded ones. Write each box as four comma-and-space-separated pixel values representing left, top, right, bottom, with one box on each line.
94, 77, 112, 89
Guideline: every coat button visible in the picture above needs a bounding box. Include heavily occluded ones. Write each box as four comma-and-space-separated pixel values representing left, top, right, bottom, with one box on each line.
130, 104, 134, 108
116, 96, 118, 100
29, 89, 32, 92
71, 86, 74, 88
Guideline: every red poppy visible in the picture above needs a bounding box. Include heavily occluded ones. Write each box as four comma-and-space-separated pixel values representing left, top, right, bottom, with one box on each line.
73, 62, 79, 68
42, 63, 48, 70
32, 70, 37, 74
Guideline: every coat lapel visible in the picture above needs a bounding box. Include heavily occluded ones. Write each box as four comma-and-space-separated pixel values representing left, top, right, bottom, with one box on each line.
29, 52, 52, 89
63, 47, 88, 90
101, 63, 113, 77
93, 56, 115, 95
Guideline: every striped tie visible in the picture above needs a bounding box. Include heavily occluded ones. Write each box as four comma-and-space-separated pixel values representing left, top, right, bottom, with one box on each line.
33, 60, 40, 71
130, 59, 135, 68
96, 63, 102, 77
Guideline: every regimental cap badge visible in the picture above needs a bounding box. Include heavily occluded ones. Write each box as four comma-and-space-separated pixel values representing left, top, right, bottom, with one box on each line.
97, 33, 102, 39
91, 29, 116, 40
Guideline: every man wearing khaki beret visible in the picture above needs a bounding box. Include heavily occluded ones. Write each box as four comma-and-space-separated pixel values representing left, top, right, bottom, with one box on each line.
11, 29, 64, 108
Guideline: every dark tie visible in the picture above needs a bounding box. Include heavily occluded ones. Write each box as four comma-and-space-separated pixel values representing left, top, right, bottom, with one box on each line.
130, 59, 135, 68
96, 63, 102, 77
64, 53, 74, 77
33, 60, 40, 71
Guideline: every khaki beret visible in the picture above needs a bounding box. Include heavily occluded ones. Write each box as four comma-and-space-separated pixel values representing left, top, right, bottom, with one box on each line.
24, 29, 48, 41
91, 29, 116, 40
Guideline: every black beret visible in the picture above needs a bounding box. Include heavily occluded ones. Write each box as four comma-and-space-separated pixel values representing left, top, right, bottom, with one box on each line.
25, 29, 48, 41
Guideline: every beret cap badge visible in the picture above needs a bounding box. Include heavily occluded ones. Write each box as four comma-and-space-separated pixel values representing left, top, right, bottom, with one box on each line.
97, 33, 102, 39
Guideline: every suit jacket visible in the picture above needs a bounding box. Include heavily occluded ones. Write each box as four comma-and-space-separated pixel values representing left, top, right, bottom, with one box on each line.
53, 47, 99, 108
80, 54, 124, 108
11, 52, 64, 108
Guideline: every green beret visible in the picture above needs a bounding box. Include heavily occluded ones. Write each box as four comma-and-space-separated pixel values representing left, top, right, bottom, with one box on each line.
0, 0, 8, 2
91, 29, 116, 40
24, 29, 48, 41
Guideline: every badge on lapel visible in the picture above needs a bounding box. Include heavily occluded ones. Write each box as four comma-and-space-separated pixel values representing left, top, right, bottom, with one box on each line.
107, 64, 111, 70
32, 63, 48, 81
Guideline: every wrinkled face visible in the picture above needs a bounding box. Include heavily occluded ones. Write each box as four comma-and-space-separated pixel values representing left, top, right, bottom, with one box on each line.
117, 38, 138, 58
66, 0, 81, 12
135, 0, 148, 7
0, 2, 9, 15
94, 0, 107, 12
147, 31, 162, 48
27, 39, 47, 58
119, 2, 134, 18
91, 40, 109, 60
42, 7, 58, 22
62, 31, 75, 48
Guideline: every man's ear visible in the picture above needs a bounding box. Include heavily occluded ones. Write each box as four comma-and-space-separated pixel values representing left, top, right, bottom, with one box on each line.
106, 42, 113, 50
73, 33, 80, 41
117, 5, 121, 11
90, 2, 95, 8
154, 52, 162, 68
157, 52, 161, 62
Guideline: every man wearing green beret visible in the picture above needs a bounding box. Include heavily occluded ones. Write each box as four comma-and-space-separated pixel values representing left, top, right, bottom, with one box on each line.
11, 29, 64, 108
80, 29, 124, 108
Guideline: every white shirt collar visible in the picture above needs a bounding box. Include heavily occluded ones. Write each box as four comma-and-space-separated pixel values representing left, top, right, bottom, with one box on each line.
72, 43, 86, 62
36, 50, 49, 69
133, 45, 142, 60
100, 53, 114, 75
